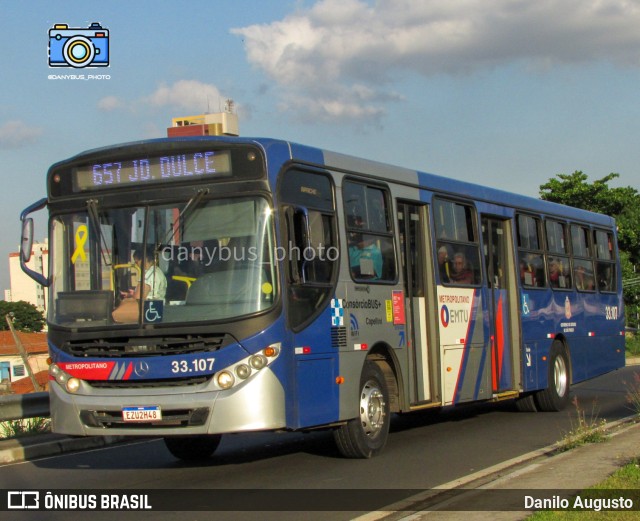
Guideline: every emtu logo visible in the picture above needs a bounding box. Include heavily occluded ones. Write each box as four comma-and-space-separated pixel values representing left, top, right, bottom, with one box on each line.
48, 22, 109, 68
440, 305, 450, 327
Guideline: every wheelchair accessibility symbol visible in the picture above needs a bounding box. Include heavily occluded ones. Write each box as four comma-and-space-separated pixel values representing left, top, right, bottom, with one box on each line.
144, 300, 164, 323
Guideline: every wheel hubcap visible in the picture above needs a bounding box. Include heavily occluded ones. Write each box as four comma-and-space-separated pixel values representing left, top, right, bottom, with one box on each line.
359, 379, 386, 438
554, 355, 568, 397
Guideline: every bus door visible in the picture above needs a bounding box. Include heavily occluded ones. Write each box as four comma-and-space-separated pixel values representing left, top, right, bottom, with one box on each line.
481, 216, 519, 393
397, 202, 436, 404
279, 168, 340, 429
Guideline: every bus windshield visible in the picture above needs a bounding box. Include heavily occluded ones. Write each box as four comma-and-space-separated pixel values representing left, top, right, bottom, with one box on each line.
49, 196, 277, 328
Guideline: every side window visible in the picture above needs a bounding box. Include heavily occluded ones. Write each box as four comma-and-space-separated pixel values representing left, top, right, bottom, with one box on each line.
571, 225, 590, 257
343, 181, 396, 282
546, 220, 567, 254
571, 225, 595, 291
517, 214, 546, 288
434, 199, 480, 285
280, 170, 338, 330
545, 220, 572, 289
594, 229, 617, 293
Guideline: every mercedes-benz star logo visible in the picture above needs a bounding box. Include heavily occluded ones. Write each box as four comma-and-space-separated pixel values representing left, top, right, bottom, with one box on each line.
134, 360, 150, 377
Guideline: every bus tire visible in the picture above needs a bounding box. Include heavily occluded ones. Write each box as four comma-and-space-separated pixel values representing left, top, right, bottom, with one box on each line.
535, 342, 571, 412
515, 393, 538, 412
164, 435, 222, 461
333, 361, 391, 458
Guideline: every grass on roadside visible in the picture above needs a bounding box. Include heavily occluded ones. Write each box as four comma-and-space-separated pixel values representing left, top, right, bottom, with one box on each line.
528, 458, 640, 520
532, 376, 640, 520
557, 397, 608, 452
0, 417, 51, 439
626, 333, 640, 358
625, 371, 640, 415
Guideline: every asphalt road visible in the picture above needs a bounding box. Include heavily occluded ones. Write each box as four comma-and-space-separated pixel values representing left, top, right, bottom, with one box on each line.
1, 365, 637, 521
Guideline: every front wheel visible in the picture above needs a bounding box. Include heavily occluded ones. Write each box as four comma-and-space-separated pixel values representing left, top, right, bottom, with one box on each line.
535, 342, 571, 412
333, 361, 391, 458
164, 434, 222, 461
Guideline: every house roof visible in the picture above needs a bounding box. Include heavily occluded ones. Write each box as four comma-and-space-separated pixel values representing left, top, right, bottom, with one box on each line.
0, 331, 48, 356
9, 370, 49, 394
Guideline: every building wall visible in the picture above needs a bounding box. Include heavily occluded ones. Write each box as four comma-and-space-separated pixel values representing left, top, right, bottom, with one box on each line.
0, 354, 49, 383
8, 241, 49, 312
0, 331, 49, 389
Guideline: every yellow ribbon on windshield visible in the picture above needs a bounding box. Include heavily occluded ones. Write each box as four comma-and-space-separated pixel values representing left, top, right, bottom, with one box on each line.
71, 224, 88, 264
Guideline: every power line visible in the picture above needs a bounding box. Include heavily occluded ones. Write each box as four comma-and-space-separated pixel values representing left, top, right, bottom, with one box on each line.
623, 277, 640, 288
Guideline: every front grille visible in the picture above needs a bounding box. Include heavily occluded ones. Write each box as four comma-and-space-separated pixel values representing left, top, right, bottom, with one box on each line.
80, 407, 210, 429
62, 333, 232, 357
87, 375, 211, 389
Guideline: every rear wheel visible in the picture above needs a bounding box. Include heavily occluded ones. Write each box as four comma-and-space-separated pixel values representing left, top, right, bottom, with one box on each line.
515, 392, 538, 412
164, 435, 222, 461
333, 361, 391, 458
535, 342, 571, 412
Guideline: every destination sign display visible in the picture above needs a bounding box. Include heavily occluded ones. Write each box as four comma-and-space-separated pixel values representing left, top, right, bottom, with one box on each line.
73, 150, 232, 192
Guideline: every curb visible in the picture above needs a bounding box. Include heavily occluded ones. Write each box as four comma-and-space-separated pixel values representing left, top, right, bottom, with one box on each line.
353, 415, 640, 521
0, 435, 126, 464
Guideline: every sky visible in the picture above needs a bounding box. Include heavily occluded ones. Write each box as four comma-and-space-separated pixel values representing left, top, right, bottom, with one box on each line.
2, 0, 640, 294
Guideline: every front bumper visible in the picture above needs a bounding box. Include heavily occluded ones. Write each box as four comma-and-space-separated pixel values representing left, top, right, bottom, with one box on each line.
49, 367, 286, 436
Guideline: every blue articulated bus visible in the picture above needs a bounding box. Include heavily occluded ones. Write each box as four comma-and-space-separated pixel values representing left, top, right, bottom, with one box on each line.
19, 136, 625, 459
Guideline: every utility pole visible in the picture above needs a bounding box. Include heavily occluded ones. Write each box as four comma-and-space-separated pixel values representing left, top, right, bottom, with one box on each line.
5, 313, 42, 392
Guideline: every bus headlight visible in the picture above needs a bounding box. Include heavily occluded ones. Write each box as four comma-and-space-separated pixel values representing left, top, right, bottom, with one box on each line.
214, 343, 280, 390
50, 363, 69, 386
249, 354, 267, 370
66, 378, 81, 394
235, 363, 251, 380
49, 363, 62, 378
49, 363, 83, 393
216, 371, 235, 390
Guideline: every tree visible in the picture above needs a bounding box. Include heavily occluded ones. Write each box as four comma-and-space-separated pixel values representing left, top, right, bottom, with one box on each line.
540, 171, 640, 326
0, 301, 45, 332
540, 172, 640, 258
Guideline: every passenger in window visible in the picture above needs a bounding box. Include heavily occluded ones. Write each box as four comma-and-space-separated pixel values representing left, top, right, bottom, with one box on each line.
549, 259, 560, 288
124, 247, 167, 301
597, 264, 613, 292
113, 247, 167, 323
348, 216, 382, 279
176, 240, 220, 278
519, 261, 529, 286
450, 252, 474, 285
189, 241, 209, 275
520, 254, 543, 287
438, 245, 451, 283
168, 241, 211, 300
575, 265, 594, 291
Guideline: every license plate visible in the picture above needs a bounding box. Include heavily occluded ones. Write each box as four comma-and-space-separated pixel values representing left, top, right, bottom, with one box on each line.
122, 406, 162, 423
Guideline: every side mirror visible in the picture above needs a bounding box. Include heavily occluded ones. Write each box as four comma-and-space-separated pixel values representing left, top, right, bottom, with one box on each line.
21, 218, 34, 263
19, 197, 50, 287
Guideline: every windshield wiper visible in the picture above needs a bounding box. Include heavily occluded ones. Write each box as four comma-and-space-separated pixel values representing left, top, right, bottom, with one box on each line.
87, 199, 112, 267
161, 188, 210, 247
